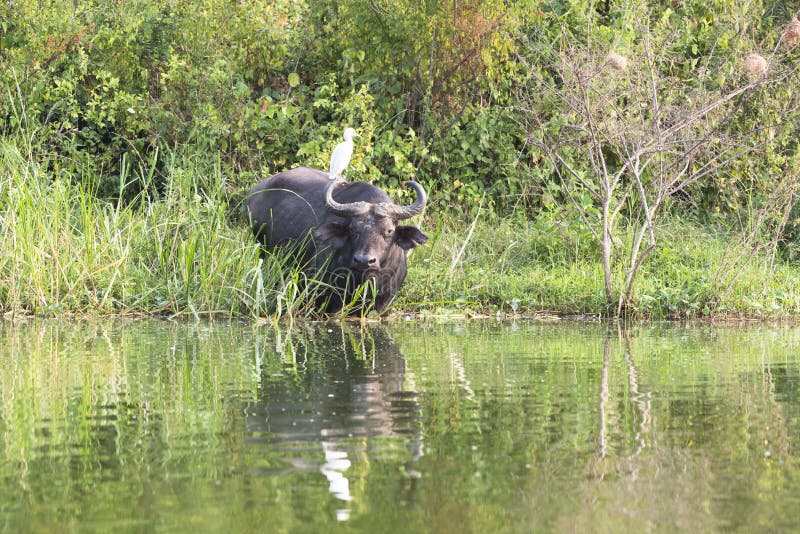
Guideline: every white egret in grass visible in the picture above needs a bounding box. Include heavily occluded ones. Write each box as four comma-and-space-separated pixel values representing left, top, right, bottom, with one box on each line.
328, 127, 359, 180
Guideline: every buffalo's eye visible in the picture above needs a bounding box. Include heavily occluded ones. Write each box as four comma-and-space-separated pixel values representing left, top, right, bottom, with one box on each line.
383, 229, 394, 239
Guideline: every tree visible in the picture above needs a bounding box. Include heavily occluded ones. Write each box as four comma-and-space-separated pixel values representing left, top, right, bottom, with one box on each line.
518, 11, 800, 315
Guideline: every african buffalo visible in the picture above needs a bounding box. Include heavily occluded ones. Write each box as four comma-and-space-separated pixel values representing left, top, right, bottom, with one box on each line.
245, 167, 428, 314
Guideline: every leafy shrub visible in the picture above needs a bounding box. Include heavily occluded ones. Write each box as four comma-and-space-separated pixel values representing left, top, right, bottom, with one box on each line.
1, 0, 797, 225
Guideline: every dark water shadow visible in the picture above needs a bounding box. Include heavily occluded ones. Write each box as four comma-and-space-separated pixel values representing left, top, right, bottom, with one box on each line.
243, 323, 423, 511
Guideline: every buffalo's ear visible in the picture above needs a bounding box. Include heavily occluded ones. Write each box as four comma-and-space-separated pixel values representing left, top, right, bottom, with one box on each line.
394, 226, 429, 250
314, 223, 349, 249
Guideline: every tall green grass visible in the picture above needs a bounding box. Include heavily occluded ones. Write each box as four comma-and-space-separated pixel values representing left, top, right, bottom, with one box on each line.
0, 139, 330, 319
398, 212, 800, 319
3, 135, 800, 320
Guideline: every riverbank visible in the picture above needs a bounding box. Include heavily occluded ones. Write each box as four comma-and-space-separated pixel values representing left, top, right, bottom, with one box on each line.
4, 0, 800, 322
400, 214, 800, 320
2, 144, 799, 320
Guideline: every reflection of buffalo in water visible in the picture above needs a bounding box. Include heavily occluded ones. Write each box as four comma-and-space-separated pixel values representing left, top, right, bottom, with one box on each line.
247, 325, 420, 440
245, 325, 422, 505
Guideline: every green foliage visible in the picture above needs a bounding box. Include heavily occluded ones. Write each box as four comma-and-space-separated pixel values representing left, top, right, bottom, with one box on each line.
0, 141, 332, 319
3, 140, 800, 319
396, 213, 800, 318
2, 0, 800, 318
1, 0, 532, 209
420, 105, 527, 212
2, 0, 798, 216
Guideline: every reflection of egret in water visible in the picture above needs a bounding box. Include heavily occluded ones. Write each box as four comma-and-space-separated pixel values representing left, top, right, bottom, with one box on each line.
321, 441, 352, 499
321, 440, 352, 521
245, 324, 423, 520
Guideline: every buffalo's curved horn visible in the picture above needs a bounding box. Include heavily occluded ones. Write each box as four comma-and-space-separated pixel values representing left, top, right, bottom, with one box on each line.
385, 180, 427, 220
324, 180, 372, 217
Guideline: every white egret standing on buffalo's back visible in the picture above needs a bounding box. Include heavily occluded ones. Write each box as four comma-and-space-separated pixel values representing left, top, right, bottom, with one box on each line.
328, 127, 359, 180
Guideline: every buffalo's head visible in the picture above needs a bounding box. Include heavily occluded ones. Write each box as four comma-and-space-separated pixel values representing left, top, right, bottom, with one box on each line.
313, 180, 429, 275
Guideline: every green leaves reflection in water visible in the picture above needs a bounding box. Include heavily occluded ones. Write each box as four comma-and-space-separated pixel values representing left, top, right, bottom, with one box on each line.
0, 320, 799, 532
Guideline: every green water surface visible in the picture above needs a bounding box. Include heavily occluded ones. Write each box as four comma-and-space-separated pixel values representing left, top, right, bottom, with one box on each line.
1, 319, 799, 532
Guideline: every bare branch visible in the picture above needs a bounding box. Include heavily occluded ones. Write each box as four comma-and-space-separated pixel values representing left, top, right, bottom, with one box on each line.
516, 13, 799, 313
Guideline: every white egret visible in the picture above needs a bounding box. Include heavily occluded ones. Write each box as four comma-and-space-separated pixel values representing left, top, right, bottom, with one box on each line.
328, 127, 359, 180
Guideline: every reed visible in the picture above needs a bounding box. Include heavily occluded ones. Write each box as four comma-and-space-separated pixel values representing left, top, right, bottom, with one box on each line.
0, 138, 324, 319
3, 136, 800, 320
399, 212, 800, 319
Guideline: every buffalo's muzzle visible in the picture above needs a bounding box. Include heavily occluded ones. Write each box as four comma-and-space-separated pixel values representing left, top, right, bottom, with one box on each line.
352, 254, 378, 271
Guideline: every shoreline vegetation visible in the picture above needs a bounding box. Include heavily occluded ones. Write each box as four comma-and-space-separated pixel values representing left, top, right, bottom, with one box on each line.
3, 142, 800, 321
2, 1, 800, 321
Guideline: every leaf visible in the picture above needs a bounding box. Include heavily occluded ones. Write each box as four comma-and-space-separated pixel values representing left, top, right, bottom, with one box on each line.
288, 72, 300, 88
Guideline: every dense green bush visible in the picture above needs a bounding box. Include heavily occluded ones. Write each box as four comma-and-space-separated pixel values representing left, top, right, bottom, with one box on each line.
1, 0, 532, 207
1, 0, 799, 266
4, 0, 792, 211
